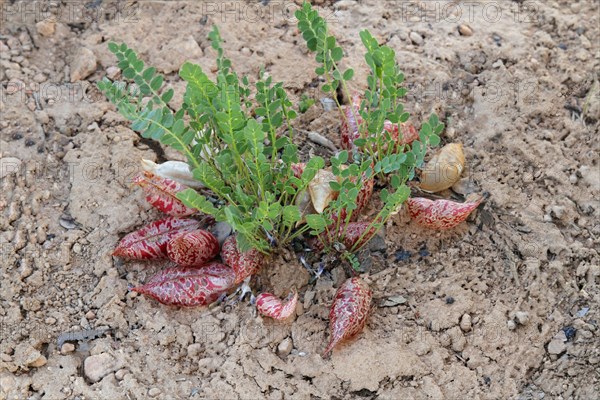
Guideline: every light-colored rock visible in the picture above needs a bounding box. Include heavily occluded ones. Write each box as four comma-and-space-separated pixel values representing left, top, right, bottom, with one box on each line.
579, 165, 600, 191
277, 338, 293, 357
106, 66, 120, 80
460, 314, 472, 332
14, 344, 46, 368
154, 36, 203, 74
514, 311, 530, 325
409, 31, 424, 45
36, 20, 56, 37
70, 47, 97, 82
458, 24, 473, 36
547, 331, 567, 355
84, 353, 117, 383
148, 388, 161, 397
61, 343, 75, 354
507, 320, 516, 330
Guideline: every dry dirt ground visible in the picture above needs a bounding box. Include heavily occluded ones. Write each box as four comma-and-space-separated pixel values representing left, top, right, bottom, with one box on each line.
1, 0, 599, 399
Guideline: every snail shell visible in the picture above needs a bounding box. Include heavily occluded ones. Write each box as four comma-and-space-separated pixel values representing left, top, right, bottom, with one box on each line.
308, 169, 339, 214
419, 143, 465, 193
141, 159, 204, 189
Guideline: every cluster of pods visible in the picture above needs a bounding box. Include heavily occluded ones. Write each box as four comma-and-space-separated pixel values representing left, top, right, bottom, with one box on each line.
114, 100, 483, 356
340, 95, 483, 230
114, 163, 369, 355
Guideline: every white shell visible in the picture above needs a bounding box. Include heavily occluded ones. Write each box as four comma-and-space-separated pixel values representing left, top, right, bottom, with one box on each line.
141, 159, 204, 188
308, 169, 338, 214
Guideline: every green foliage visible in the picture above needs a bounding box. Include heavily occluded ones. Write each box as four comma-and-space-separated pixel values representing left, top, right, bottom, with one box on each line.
99, 27, 309, 254
296, 1, 444, 179
296, 1, 443, 253
299, 94, 315, 113
100, 3, 445, 260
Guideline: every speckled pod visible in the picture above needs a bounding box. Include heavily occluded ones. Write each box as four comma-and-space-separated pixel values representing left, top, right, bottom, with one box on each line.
406, 197, 482, 230
256, 291, 298, 320
397, 123, 419, 146
419, 143, 465, 193
341, 222, 377, 251
131, 262, 235, 306
340, 94, 363, 151
324, 277, 372, 356
133, 171, 196, 217
221, 235, 264, 284
291, 163, 306, 179
113, 217, 201, 260
166, 229, 220, 267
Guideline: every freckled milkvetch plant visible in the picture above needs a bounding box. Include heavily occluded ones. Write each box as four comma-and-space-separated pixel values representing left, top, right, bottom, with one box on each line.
97, 1, 443, 258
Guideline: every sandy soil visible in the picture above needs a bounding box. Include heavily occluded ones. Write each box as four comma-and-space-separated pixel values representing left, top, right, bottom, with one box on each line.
1, 0, 599, 399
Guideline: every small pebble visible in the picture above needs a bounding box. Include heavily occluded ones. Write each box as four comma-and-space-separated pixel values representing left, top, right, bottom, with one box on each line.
72, 243, 82, 254
547, 331, 567, 355
106, 66, 120, 80
36, 20, 56, 37
458, 24, 473, 36
514, 311, 530, 325
460, 314, 472, 332
409, 31, 424, 45
61, 343, 75, 354
507, 320, 516, 330
86, 311, 96, 320
277, 338, 293, 357
149, 388, 161, 397
445, 296, 455, 305
115, 369, 127, 380
562, 326, 576, 341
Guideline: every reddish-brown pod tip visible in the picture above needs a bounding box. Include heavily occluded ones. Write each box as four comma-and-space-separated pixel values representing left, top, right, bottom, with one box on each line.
166, 229, 219, 267
130, 262, 235, 306
221, 235, 264, 284
133, 171, 196, 217
324, 277, 372, 356
256, 291, 298, 320
291, 163, 306, 179
406, 197, 482, 230
113, 217, 201, 260
398, 123, 419, 146
340, 94, 363, 151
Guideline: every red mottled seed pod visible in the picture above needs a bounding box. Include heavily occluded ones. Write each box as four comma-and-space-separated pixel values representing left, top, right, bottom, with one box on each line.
131, 262, 235, 306
166, 229, 219, 267
341, 222, 377, 251
291, 163, 306, 179
113, 217, 201, 260
324, 277, 372, 356
406, 197, 482, 230
221, 235, 264, 284
256, 291, 298, 320
133, 171, 196, 217
398, 123, 419, 146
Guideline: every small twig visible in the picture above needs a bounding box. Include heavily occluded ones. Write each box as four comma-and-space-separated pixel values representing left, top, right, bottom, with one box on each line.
307, 131, 337, 151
